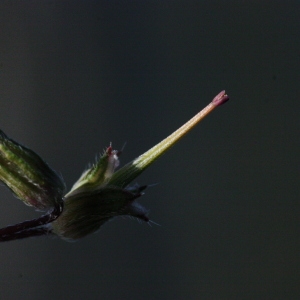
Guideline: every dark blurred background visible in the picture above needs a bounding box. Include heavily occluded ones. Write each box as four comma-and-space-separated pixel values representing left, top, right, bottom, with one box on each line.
0, 1, 299, 299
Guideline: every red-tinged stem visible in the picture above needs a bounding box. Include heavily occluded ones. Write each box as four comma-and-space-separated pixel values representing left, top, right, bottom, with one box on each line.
0, 226, 51, 242
0, 203, 63, 242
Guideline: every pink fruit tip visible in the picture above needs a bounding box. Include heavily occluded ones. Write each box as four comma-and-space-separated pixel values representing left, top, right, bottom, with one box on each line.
212, 90, 229, 106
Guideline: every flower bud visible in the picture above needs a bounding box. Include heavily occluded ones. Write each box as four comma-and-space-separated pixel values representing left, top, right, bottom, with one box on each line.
0, 130, 65, 210
52, 91, 229, 240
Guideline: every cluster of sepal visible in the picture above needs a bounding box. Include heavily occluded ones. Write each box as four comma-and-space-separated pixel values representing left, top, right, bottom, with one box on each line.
52, 145, 150, 240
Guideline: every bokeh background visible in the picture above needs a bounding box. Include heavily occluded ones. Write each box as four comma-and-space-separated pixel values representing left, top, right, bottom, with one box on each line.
0, 2, 299, 299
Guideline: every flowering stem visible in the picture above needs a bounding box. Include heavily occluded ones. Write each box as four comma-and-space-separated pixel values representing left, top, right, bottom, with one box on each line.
0, 90, 229, 242
109, 91, 229, 187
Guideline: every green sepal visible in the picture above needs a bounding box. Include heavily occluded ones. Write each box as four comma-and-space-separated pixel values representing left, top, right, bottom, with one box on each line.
52, 187, 146, 240
66, 145, 120, 197
0, 130, 65, 210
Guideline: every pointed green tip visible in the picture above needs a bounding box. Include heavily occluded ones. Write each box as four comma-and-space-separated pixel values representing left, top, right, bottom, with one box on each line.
109, 90, 229, 188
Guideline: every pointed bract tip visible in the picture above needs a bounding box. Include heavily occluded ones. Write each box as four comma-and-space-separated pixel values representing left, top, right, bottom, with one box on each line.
212, 90, 229, 107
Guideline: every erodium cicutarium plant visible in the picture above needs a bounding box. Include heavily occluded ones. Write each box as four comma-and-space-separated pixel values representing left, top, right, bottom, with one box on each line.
0, 91, 229, 242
